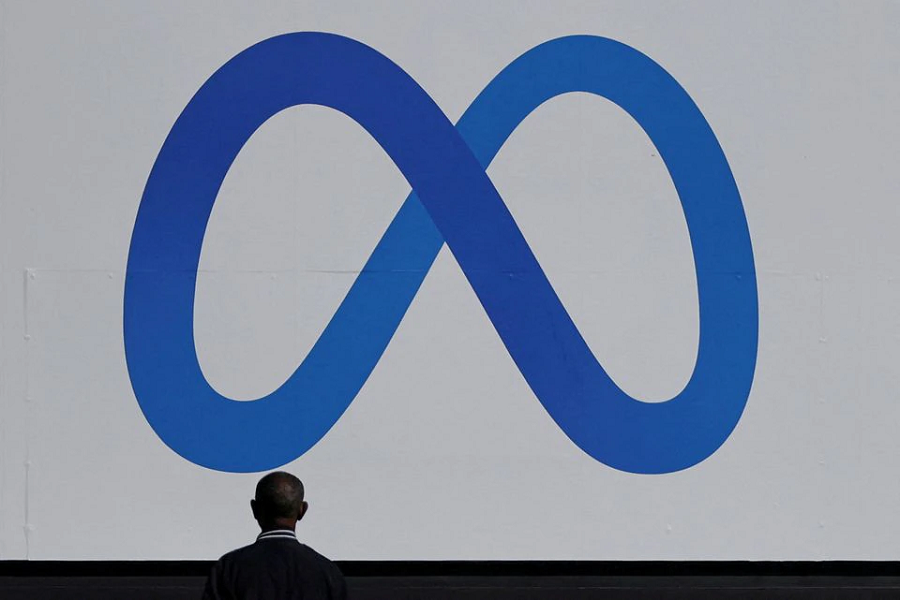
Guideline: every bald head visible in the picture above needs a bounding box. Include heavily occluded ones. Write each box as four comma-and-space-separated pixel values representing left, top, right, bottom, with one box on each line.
251, 472, 307, 530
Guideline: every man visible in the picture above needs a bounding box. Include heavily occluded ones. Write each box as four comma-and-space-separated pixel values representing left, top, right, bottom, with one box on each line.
203, 472, 347, 599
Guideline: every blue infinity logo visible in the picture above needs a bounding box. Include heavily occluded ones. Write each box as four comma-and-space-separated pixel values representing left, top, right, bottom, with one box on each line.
125, 33, 757, 474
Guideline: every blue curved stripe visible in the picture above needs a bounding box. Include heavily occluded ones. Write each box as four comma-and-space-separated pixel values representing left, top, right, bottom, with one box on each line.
125, 33, 757, 473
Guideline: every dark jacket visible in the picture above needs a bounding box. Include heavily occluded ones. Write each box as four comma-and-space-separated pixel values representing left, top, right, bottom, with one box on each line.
203, 530, 347, 600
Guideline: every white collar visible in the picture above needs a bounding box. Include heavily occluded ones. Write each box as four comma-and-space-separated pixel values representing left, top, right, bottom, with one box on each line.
256, 529, 298, 542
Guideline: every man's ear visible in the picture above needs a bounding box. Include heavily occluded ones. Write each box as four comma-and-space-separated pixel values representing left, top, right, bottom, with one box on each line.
297, 500, 309, 522
250, 499, 259, 520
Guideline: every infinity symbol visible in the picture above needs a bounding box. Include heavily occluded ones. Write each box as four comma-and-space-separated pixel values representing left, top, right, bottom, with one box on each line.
125, 33, 757, 474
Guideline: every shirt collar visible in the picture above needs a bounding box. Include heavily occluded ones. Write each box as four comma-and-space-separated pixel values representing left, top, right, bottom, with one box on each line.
256, 529, 298, 542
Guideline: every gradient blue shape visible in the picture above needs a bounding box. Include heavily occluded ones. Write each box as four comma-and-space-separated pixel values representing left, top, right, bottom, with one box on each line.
125, 33, 758, 474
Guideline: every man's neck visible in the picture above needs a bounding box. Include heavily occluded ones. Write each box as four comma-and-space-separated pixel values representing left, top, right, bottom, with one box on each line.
259, 521, 297, 533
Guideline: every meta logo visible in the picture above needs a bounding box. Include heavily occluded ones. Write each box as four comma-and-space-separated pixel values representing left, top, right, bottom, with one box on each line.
125, 33, 757, 474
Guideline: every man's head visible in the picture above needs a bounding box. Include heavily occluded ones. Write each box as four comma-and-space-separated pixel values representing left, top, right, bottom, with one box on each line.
250, 471, 308, 531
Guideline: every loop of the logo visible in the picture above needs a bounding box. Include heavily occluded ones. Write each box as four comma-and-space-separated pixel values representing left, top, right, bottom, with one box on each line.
125, 33, 757, 474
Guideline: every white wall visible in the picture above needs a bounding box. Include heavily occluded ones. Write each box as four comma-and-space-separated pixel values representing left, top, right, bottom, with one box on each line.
1, 0, 899, 560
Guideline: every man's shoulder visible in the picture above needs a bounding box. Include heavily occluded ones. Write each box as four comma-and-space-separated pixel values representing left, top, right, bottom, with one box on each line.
296, 543, 342, 572
215, 541, 258, 565
292, 542, 345, 579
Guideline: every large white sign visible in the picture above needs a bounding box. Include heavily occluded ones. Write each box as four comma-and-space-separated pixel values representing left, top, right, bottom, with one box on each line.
1, 1, 898, 560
